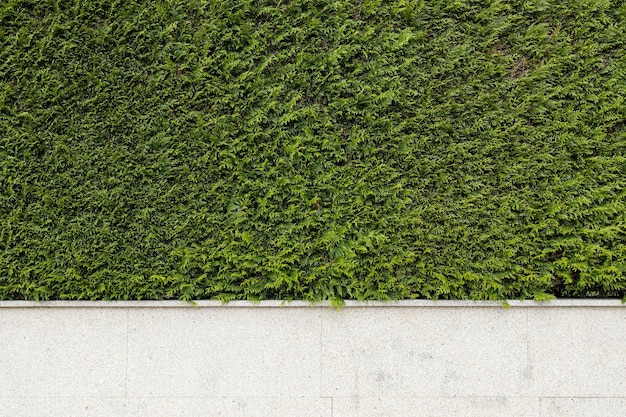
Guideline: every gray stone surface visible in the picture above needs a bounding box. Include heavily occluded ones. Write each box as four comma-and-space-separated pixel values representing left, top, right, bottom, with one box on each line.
126, 307, 322, 398
128, 397, 332, 417
0, 308, 126, 398
0, 398, 332, 417
1, 298, 623, 308
0, 300, 624, 417
539, 398, 626, 417
527, 307, 626, 397
0, 398, 128, 417
321, 307, 529, 397
332, 397, 541, 417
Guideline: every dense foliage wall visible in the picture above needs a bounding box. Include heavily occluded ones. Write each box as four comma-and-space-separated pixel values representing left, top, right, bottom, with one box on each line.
1, 0, 625, 302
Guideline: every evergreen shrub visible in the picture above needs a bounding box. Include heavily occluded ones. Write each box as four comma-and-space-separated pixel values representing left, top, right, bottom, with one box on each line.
1, 0, 625, 302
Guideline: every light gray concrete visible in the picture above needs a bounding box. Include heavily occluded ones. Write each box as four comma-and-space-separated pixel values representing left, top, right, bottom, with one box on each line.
0, 308, 127, 398
1, 298, 623, 308
539, 398, 626, 417
0, 300, 624, 417
0, 398, 332, 417
127, 397, 332, 417
321, 307, 529, 398
332, 397, 542, 417
126, 308, 321, 398
527, 307, 626, 398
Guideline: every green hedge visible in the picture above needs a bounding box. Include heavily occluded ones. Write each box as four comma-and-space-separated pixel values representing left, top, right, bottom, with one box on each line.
1, 0, 625, 302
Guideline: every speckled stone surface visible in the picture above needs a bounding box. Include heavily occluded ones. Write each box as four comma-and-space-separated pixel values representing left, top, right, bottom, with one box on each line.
321, 307, 529, 398
0, 308, 127, 398
0, 398, 332, 417
526, 307, 626, 397
126, 307, 322, 398
539, 398, 626, 417
0, 300, 624, 417
127, 397, 332, 417
332, 397, 542, 417
0, 398, 128, 417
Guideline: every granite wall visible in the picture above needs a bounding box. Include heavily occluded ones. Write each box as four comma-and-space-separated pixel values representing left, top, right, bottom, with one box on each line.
1, 300, 624, 416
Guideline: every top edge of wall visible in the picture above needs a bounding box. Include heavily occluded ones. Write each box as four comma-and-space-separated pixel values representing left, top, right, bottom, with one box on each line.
0, 299, 623, 308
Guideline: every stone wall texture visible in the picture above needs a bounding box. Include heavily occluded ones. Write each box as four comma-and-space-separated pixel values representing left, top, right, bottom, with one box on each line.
1, 300, 625, 417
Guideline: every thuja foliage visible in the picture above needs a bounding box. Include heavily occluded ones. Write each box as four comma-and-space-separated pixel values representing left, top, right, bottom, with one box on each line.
1, 0, 625, 302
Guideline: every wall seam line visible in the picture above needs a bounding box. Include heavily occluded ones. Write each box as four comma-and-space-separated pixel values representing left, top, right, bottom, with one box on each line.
320, 306, 324, 401
526, 309, 530, 384
125, 308, 129, 399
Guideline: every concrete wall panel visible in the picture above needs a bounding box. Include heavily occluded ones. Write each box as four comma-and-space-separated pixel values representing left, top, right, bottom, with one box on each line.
527, 307, 626, 397
332, 397, 541, 417
128, 397, 332, 417
539, 398, 626, 417
0, 308, 126, 398
321, 307, 529, 398
126, 308, 322, 398
0, 300, 624, 417
0, 398, 128, 417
